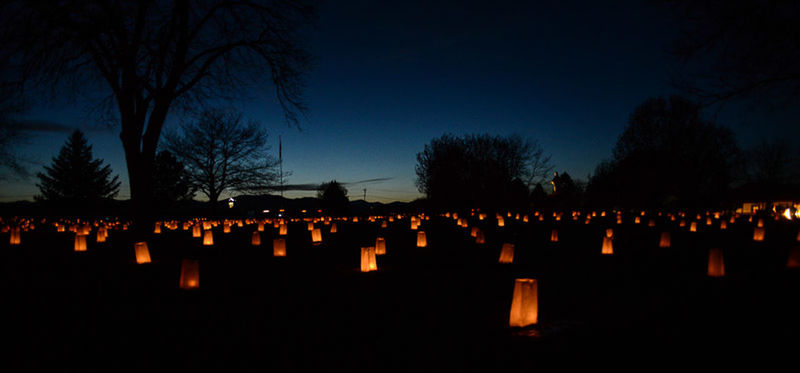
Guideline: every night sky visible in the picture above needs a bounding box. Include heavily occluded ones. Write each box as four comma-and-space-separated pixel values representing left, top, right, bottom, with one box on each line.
2, 0, 795, 203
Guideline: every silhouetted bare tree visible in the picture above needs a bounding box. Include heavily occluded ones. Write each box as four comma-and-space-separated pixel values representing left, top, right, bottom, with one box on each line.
739, 139, 800, 205
0, 79, 28, 179
587, 95, 743, 209
664, 0, 800, 109
415, 133, 552, 210
0, 1, 314, 235
524, 144, 554, 188
163, 109, 277, 204
0, 123, 28, 180
747, 139, 799, 186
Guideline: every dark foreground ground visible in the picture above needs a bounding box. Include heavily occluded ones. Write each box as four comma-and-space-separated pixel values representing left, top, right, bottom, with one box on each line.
2, 214, 799, 369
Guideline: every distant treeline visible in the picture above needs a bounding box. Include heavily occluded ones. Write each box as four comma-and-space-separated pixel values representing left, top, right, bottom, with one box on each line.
415, 96, 800, 213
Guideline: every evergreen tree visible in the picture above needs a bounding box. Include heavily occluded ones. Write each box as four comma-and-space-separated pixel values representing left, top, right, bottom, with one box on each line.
152, 150, 195, 204
36, 130, 120, 202
531, 183, 547, 207
318, 180, 349, 215
550, 172, 583, 209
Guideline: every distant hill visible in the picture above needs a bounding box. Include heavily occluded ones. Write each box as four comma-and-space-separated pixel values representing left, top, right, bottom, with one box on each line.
0, 195, 421, 218
226, 194, 420, 216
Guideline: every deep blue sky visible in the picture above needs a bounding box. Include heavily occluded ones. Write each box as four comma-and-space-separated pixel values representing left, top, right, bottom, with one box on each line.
2, 0, 793, 202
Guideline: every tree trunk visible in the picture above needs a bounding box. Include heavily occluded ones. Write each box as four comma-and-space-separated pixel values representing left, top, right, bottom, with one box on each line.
120, 95, 171, 241
208, 190, 220, 215
120, 120, 155, 241
209, 191, 220, 204
122, 141, 155, 241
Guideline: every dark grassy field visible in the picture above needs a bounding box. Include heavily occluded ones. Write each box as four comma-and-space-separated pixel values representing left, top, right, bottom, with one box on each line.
2, 214, 799, 369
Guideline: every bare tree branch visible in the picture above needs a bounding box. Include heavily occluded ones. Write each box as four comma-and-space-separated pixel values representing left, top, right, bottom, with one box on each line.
664, 0, 800, 109
163, 108, 278, 203
0, 0, 314, 234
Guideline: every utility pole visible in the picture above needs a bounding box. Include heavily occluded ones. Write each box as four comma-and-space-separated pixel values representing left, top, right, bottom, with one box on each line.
363, 188, 367, 201
279, 135, 283, 198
